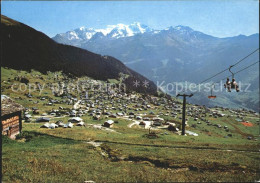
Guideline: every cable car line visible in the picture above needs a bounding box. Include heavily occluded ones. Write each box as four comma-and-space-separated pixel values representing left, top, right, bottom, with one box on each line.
207, 60, 259, 86
188, 60, 259, 97
211, 60, 259, 95
199, 48, 259, 85
230, 48, 259, 68
175, 48, 259, 99
214, 60, 259, 84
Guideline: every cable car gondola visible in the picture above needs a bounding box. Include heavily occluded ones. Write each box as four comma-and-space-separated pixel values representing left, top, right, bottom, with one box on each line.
208, 84, 216, 99
224, 66, 240, 92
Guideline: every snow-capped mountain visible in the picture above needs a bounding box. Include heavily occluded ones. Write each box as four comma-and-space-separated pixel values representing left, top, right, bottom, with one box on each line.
52, 23, 259, 111
54, 22, 153, 42
52, 23, 209, 48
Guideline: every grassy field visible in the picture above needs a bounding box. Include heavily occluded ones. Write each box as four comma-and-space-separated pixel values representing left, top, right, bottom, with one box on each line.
1, 67, 260, 182
2, 122, 259, 182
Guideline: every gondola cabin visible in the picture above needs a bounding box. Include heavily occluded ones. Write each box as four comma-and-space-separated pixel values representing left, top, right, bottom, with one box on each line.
208, 84, 217, 99
1, 95, 24, 139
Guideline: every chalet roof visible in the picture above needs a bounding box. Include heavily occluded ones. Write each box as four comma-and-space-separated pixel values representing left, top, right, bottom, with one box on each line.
1, 95, 24, 116
104, 120, 114, 125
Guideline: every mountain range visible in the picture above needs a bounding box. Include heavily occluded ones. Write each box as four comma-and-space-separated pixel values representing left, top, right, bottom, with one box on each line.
53, 23, 259, 111
1, 15, 158, 95
53, 22, 153, 43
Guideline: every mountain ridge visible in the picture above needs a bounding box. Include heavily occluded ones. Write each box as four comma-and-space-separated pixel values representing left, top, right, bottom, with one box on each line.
53, 22, 259, 111
53, 23, 259, 44
1, 15, 158, 95
53, 22, 154, 42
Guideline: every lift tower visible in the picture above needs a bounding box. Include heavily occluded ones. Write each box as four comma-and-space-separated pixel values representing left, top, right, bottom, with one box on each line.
176, 93, 193, 135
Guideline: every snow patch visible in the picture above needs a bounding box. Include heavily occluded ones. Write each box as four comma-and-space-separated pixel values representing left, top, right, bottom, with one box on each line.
59, 22, 153, 40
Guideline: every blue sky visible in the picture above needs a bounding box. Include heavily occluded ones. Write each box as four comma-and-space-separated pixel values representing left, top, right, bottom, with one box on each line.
1, 0, 259, 38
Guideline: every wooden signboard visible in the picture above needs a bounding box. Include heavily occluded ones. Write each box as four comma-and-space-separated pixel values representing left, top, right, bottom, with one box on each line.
2, 115, 20, 131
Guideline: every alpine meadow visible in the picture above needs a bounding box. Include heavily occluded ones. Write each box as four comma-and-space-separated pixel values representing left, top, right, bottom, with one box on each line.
1, 1, 259, 183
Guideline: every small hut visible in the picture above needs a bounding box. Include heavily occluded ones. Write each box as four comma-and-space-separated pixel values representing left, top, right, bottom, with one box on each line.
103, 120, 114, 128
1, 95, 24, 139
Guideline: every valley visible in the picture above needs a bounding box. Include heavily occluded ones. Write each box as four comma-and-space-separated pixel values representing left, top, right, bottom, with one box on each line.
1, 67, 259, 182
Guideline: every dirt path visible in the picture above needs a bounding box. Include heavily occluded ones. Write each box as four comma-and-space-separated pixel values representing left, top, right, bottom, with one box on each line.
118, 116, 155, 129
245, 116, 259, 119
128, 121, 139, 128
224, 120, 254, 138
92, 140, 259, 153
88, 124, 121, 134
86, 141, 102, 147
85, 140, 258, 174
73, 100, 82, 110
33, 115, 64, 119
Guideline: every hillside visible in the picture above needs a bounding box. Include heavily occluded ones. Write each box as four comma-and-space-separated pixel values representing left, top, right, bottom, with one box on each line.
1, 67, 259, 182
1, 15, 158, 95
